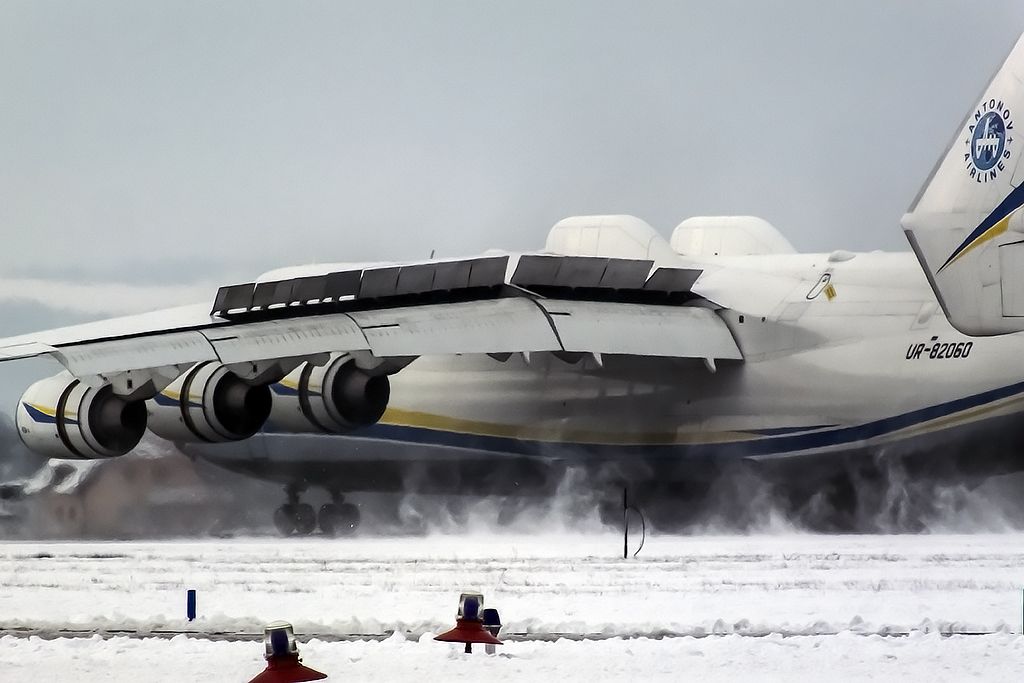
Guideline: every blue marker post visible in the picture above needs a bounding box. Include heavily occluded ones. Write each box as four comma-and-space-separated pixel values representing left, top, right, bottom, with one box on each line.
186, 589, 197, 622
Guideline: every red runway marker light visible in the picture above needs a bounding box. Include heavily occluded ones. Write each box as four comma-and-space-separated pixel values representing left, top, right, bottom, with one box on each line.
434, 592, 502, 653
246, 621, 327, 683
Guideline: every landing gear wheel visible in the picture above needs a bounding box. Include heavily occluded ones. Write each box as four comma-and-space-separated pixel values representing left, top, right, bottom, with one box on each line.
318, 503, 339, 536
320, 502, 360, 536
293, 503, 317, 535
274, 503, 317, 536
274, 504, 297, 536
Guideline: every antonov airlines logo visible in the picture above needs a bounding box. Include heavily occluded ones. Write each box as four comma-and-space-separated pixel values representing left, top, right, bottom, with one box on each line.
965, 99, 1013, 182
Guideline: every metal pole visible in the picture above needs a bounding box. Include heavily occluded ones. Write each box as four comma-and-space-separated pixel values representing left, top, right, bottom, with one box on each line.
623, 488, 628, 560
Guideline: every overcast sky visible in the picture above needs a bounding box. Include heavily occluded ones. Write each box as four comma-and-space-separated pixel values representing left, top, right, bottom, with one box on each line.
2, 1, 1024, 292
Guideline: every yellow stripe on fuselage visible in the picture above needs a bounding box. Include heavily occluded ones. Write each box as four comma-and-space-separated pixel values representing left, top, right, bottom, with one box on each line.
880, 389, 1024, 444
379, 407, 758, 446
382, 388, 1024, 450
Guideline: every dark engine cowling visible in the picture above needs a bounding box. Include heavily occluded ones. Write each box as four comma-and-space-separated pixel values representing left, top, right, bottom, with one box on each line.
17, 372, 147, 459
269, 354, 390, 433
147, 361, 272, 443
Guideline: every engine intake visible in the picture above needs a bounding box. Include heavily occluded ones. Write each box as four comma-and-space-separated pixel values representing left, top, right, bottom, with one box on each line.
17, 372, 147, 459
147, 361, 272, 443
269, 354, 390, 433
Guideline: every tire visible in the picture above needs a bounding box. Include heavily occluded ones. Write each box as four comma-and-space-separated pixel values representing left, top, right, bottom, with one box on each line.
318, 503, 340, 536
334, 503, 360, 536
273, 504, 297, 536
293, 503, 317, 535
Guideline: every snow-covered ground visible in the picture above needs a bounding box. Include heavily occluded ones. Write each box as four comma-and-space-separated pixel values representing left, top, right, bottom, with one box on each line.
1, 533, 1023, 680
2, 631, 1021, 681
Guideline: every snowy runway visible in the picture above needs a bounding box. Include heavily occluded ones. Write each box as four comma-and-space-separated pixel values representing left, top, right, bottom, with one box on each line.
0, 533, 1022, 679
2, 631, 1021, 682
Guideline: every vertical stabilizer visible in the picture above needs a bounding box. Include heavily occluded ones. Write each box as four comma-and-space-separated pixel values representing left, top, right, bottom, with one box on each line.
902, 33, 1024, 335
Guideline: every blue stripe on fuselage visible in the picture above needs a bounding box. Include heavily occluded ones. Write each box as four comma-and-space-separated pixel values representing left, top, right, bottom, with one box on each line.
341, 379, 1024, 460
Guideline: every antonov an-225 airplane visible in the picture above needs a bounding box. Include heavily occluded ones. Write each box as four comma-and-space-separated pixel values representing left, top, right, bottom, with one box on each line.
4, 35, 1024, 536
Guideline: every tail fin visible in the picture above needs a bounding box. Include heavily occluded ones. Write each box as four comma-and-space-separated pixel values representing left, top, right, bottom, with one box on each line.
902, 33, 1024, 335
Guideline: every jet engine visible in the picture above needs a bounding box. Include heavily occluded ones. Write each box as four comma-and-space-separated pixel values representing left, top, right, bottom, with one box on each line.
147, 361, 272, 443
269, 354, 390, 433
17, 372, 147, 459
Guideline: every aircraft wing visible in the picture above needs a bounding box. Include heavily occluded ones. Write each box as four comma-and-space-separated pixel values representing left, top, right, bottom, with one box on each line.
0, 254, 742, 379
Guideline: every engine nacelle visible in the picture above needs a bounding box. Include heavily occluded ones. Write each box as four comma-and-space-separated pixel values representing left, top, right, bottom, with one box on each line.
269, 354, 390, 433
147, 361, 272, 443
17, 372, 147, 459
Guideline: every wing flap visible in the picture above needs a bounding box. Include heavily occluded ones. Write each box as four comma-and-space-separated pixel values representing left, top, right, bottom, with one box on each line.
54, 331, 218, 376
179, 298, 742, 364
0, 341, 56, 361
347, 298, 561, 357
0, 303, 218, 362
203, 315, 369, 364
539, 300, 742, 359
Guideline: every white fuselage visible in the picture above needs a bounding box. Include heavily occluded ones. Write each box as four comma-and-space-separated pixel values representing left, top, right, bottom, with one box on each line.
368, 251, 1024, 462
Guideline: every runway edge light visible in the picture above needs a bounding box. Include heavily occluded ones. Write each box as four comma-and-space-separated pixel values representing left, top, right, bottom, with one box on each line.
482, 607, 502, 655
434, 592, 502, 654
246, 621, 327, 683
